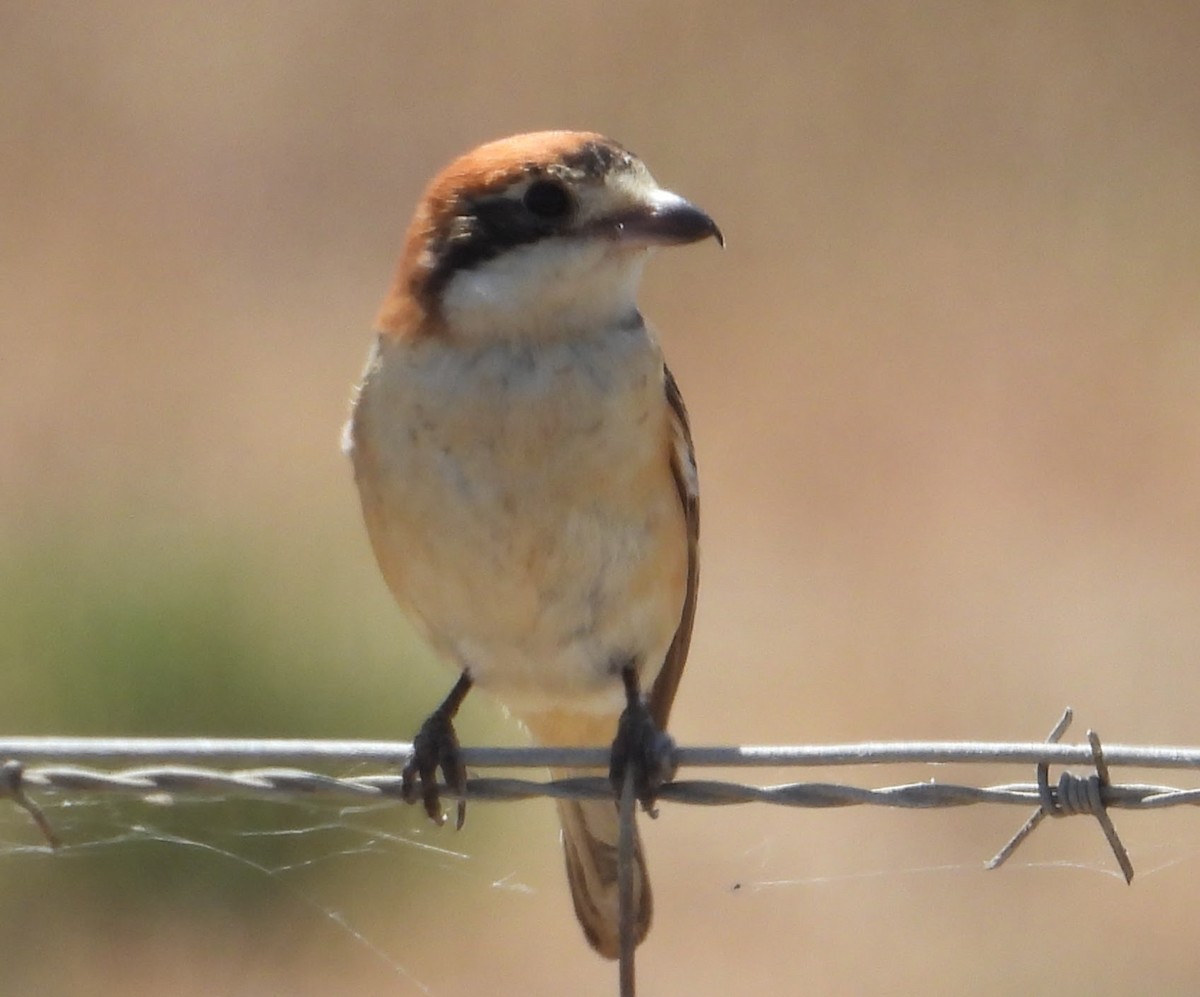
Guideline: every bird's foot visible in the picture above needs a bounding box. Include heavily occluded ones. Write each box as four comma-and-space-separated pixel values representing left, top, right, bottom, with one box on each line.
608, 664, 678, 818
401, 672, 472, 829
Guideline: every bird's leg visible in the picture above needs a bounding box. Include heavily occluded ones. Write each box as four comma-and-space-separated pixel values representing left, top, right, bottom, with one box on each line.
608, 661, 678, 818
402, 671, 473, 829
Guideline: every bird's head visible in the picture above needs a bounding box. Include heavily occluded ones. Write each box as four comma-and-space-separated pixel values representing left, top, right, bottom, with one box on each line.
376, 131, 722, 341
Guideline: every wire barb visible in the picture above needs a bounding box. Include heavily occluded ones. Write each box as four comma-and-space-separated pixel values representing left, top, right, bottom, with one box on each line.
1083, 730, 1134, 883
1, 759, 62, 849
987, 710, 1134, 881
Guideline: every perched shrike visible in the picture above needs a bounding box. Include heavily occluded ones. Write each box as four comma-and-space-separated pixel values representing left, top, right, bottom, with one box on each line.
345, 131, 720, 958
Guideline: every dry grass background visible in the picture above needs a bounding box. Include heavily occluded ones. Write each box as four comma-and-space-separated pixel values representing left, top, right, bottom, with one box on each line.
3, 3, 1200, 994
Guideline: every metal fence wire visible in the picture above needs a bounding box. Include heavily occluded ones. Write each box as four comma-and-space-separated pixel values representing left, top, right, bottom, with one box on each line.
4, 711, 1200, 996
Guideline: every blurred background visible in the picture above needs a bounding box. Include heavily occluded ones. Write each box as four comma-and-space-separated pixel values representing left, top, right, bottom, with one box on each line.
3, 2, 1200, 994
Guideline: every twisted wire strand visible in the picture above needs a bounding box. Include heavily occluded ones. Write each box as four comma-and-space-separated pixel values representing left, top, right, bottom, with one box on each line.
7, 763, 1200, 810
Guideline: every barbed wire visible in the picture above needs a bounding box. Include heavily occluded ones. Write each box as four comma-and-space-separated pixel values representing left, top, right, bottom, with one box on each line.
3, 761, 1199, 811
5, 713, 1199, 997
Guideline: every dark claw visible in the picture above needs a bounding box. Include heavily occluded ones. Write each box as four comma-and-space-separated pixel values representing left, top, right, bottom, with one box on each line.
402, 708, 467, 828
401, 672, 473, 829
405, 676, 475, 830
609, 665, 679, 818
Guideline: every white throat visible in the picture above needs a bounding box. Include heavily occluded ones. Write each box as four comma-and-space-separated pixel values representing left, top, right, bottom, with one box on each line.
439, 237, 649, 341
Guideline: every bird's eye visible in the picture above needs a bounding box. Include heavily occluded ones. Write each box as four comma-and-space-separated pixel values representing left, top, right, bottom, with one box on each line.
522, 180, 572, 219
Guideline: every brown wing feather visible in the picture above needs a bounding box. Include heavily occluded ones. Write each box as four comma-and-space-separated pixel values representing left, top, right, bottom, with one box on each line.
649, 364, 699, 729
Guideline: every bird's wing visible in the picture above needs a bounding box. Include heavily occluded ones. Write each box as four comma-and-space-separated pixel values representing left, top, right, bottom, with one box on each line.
649, 364, 699, 729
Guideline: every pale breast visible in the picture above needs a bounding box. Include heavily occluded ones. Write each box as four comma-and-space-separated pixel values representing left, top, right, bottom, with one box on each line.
348, 323, 688, 714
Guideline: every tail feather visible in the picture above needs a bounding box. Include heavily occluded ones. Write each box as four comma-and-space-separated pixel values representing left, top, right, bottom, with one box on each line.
524, 711, 652, 959
555, 789, 651, 960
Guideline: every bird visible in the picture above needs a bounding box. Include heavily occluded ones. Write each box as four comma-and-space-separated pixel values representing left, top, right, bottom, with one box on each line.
345, 130, 720, 959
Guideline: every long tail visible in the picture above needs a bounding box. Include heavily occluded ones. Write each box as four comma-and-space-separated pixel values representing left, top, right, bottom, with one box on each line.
525, 711, 652, 960
555, 779, 651, 959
